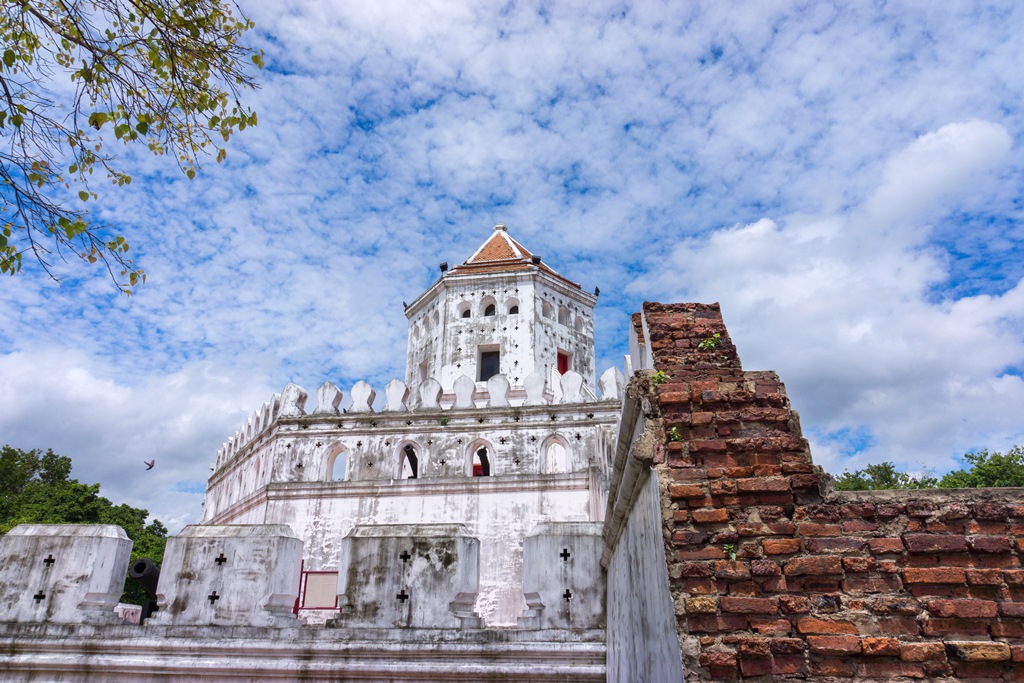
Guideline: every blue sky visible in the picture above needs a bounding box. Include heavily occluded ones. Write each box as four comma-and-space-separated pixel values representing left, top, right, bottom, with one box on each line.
2, 1, 1023, 531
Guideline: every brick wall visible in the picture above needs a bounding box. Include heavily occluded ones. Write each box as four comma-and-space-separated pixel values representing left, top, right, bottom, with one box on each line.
643, 301, 1024, 681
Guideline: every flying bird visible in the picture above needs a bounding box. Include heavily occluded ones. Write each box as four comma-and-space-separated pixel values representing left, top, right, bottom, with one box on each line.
144, 460, 155, 470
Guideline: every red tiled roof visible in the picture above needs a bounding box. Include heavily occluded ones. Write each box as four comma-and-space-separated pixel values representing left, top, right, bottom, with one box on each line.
448, 225, 580, 289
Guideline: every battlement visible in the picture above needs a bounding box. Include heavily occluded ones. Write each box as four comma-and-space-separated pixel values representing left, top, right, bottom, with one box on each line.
214, 367, 625, 472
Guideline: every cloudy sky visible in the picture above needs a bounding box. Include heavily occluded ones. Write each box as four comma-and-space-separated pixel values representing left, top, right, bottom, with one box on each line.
2, 1, 1023, 531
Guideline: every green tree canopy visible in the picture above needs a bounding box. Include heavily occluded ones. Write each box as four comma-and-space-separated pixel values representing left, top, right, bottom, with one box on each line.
832, 445, 1024, 491
0, 444, 167, 604
1, 0, 262, 290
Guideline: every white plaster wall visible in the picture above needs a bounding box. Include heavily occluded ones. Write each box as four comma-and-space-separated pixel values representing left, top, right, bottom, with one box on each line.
264, 477, 593, 625
606, 471, 684, 683
405, 271, 596, 390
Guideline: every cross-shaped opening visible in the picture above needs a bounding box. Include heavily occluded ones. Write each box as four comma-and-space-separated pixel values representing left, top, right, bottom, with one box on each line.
399, 550, 411, 563
438, 458, 447, 466
560, 548, 571, 561
42, 554, 55, 567
208, 591, 221, 605
563, 589, 573, 602
396, 589, 409, 603
33, 591, 45, 603
214, 553, 227, 566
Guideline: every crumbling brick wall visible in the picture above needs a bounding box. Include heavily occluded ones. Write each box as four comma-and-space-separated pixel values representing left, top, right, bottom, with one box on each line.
643, 301, 1024, 681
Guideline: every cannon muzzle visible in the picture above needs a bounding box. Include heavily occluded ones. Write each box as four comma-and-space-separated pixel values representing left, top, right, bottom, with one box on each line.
129, 557, 161, 599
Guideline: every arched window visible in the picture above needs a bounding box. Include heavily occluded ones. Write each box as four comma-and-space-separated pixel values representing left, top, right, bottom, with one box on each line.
558, 306, 570, 326
473, 447, 490, 477
457, 301, 472, 319
509, 305, 519, 315
462, 309, 471, 318
484, 303, 496, 316
544, 436, 570, 473
574, 316, 584, 332
505, 297, 520, 315
401, 444, 419, 479
542, 301, 554, 319
480, 296, 497, 317
329, 446, 349, 481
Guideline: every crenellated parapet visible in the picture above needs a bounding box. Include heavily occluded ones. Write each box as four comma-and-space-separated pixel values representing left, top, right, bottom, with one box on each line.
213, 367, 625, 474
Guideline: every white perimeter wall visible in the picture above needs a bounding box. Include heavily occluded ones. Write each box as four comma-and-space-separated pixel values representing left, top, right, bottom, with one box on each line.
606, 470, 684, 682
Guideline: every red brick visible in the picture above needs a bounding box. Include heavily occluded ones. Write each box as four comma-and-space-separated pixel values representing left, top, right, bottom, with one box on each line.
768, 637, 803, 654
691, 439, 727, 452
691, 508, 729, 524
842, 556, 876, 572
749, 559, 781, 576
807, 634, 861, 655
903, 534, 968, 553
735, 477, 790, 492
876, 616, 921, 636
784, 556, 843, 576
796, 521, 841, 537
762, 538, 800, 555
974, 503, 1009, 520
699, 651, 737, 668
861, 661, 926, 678
668, 483, 707, 498
720, 596, 778, 614
862, 637, 900, 656
945, 641, 1011, 661
738, 657, 773, 677
805, 537, 867, 553
965, 568, 1004, 585
796, 617, 857, 635
709, 479, 736, 495
868, 537, 905, 554
808, 657, 855, 677
969, 535, 1013, 554
1001, 602, 1024, 617
903, 567, 966, 584
778, 595, 811, 614
687, 615, 749, 632
922, 617, 991, 637
771, 654, 804, 675
926, 599, 998, 618
900, 641, 946, 662
750, 618, 791, 635
715, 560, 750, 580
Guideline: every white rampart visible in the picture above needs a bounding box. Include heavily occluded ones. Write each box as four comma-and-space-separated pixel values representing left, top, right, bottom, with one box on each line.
214, 368, 624, 472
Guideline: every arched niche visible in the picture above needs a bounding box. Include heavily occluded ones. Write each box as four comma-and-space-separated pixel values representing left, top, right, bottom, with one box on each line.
557, 305, 570, 326
541, 300, 554, 320
457, 301, 472, 319
327, 445, 349, 482
467, 438, 493, 477
480, 295, 497, 317
505, 297, 520, 315
543, 434, 571, 474
397, 440, 422, 480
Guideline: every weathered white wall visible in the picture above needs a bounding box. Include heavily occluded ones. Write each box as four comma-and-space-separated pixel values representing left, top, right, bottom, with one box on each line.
606, 471, 684, 683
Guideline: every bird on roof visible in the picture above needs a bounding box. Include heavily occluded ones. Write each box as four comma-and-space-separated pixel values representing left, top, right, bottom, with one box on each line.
144, 460, 155, 470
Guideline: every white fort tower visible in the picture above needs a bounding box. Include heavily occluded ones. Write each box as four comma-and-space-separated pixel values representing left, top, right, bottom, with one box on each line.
201, 225, 624, 627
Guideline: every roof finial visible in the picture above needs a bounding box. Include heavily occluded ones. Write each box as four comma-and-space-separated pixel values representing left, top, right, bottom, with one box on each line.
494, 224, 507, 232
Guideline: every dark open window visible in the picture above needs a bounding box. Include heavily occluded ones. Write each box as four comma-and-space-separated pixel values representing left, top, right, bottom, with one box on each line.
509, 305, 519, 315
473, 448, 490, 477
484, 304, 496, 316
461, 309, 471, 318
479, 350, 500, 381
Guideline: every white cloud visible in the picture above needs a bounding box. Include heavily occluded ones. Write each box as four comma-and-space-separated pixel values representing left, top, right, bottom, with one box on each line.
2, 1, 1023, 527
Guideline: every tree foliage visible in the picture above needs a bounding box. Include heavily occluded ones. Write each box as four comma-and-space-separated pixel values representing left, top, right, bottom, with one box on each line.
0, 444, 167, 604
832, 446, 1024, 491
0, 0, 262, 291
832, 461, 938, 491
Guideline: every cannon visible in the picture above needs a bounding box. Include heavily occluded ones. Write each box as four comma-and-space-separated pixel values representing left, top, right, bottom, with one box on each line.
128, 557, 160, 623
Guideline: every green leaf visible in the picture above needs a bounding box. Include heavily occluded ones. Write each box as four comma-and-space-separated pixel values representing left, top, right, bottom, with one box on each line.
78, 191, 89, 201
